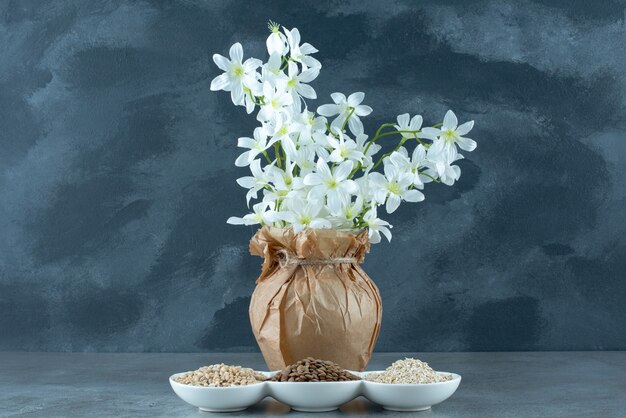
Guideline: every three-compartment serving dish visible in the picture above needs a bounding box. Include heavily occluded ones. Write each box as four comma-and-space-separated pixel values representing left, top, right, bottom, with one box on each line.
169, 370, 461, 412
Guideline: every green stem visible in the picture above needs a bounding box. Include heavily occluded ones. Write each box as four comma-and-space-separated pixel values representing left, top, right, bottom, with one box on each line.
245, 88, 264, 106
372, 137, 408, 170
420, 171, 441, 183
262, 150, 272, 164
414, 133, 428, 147
273, 142, 282, 169
340, 107, 355, 133
280, 56, 291, 71
363, 123, 395, 155
364, 128, 420, 154
326, 123, 340, 138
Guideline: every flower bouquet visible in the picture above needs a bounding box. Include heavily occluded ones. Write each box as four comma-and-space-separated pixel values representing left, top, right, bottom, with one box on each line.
210, 22, 478, 370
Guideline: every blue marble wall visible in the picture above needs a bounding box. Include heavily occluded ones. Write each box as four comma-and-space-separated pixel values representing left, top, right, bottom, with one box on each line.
1, 0, 625, 352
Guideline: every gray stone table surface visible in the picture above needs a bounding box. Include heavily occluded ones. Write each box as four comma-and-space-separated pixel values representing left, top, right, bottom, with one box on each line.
1, 352, 625, 417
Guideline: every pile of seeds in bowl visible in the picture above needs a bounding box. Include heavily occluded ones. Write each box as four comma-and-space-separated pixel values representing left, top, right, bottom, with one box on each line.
174, 363, 266, 387
269, 357, 361, 382
365, 358, 453, 384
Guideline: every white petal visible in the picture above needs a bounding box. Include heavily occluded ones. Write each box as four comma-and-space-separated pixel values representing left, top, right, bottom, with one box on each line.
420, 127, 441, 140
227, 216, 245, 225
244, 95, 255, 114
310, 218, 331, 229
289, 28, 301, 47
303, 173, 323, 186
380, 226, 393, 242
237, 137, 256, 149
243, 58, 262, 73
457, 137, 477, 152
404, 189, 425, 202
212, 54, 230, 71
210, 73, 230, 91
386, 195, 401, 214
428, 138, 446, 157
302, 56, 321, 69
397, 113, 409, 127
412, 144, 426, 162
229, 42, 243, 62
297, 83, 317, 99
348, 116, 364, 136
347, 92, 364, 106
300, 42, 318, 55
316, 158, 332, 178
390, 152, 408, 167
299, 67, 319, 83
355, 105, 372, 117
235, 151, 251, 167
443, 110, 458, 130
341, 179, 359, 194
456, 120, 474, 136
368, 229, 381, 244
333, 161, 354, 181
266, 33, 285, 55
328, 149, 343, 163
326, 189, 343, 214
317, 104, 340, 117
410, 115, 423, 130
230, 82, 244, 105
267, 53, 281, 70
330, 92, 346, 104
236, 176, 255, 188
452, 165, 461, 179
330, 116, 345, 134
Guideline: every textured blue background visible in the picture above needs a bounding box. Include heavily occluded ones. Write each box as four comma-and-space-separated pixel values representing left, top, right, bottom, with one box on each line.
1, 0, 625, 352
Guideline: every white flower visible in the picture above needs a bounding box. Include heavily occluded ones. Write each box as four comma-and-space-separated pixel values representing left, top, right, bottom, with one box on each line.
284, 28, 320, 69
227, 201, 278, 226
292, 108, 326, 146
327, 132, 364, 164
266, 21, 287, 55
389, 144, 430, 188
394, 113, 423, 139
210, 43, 261, 107
425, 151, 463, 186
265, 112, 294, 142
330, 195, 364, 228
281, 136, 317, 173
261, 53, 287, 85
286, 62, 319, 102
212, 24, 479, 244
363, 207, 392, 244
264, 159, 304, 202
303, 159, 359, 214
368, 163, 425, 213
276, 197, 331, 233
234, 127, 277, 167
317, 92, 372, 136
257, 81, 293, 122
422, 110, 476, 161
236, 159, 272, 206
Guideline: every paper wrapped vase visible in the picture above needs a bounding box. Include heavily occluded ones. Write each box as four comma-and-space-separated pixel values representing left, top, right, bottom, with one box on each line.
248, 226, 382, 371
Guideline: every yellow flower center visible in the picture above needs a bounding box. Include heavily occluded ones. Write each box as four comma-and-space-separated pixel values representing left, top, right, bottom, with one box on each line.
442, 129, 458, 142
388, 181, 401, 195
233, 66, 244, 77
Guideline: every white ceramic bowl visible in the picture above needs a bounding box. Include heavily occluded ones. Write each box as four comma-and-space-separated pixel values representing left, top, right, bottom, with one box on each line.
362, 371, 461, 412
267, 380, 362, 412
169, 372, 269, 412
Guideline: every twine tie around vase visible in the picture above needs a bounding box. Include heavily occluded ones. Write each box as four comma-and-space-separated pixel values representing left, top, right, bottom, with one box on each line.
276, 249, 359, 268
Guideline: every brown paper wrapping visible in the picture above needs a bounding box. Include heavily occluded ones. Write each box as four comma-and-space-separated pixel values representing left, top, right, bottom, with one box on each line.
248, 226, 382, 371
